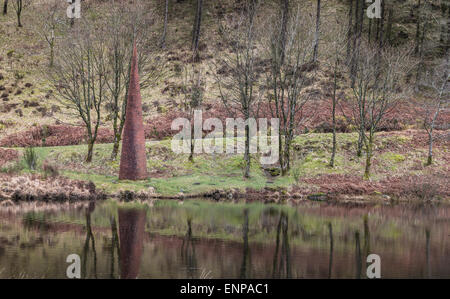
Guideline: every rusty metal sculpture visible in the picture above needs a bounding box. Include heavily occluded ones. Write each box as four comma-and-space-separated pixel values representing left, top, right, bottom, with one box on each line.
119, 42, 148, 180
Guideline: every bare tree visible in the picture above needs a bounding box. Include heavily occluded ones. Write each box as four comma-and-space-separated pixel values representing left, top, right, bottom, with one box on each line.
312, 0, 321, 62
414, 0, 422, 55
32, 0, 65, 67
345, 0, 354, 64
414, 0, 432, 90
191, 0, 203, 62
181, 64, 204, 162
160, 0, 169, 48
12, 0, 31, 27
3, 0, 8, 15
264, 2, 316, 175
350, 41, 414, 179
103, 2, 164, 160
49, 20, 107, 162
214, 0, 262, 178
422, 53, 449, 165
322, 13, 348, 168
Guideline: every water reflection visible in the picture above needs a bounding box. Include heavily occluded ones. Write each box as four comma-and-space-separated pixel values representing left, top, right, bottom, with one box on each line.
272, 211, 290, 278
82, 201, 97, 279
0, 200, 449, 278
328, 222, 333, 279
181, 217, 197, 278
240, 209, 251, 279
355, 231, 362, 279
118, 208, 146, 279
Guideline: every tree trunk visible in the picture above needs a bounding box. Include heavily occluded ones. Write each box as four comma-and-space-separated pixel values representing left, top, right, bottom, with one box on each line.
189, 122, 194, 162
363, 133, 373, 180
86, 139, 95, 163
110, 133, 121, 161
110, 106, 125, 160
49, 40, 54, 67
329, 60, 338, 167
378, 0, 385, 50
279, 0, 289, 65
386, 7, 393, 45
447, 7, 450, 54
350, 0, 360, 88
438, 2, 447, 54
416, 20, 428, 88
414, 0, 421, 55
191, 0, 203, 62
278, 129, 283, 175
426, 130, 433, 165
346, 0, 353, 64
281, 138, 290, 176
16, 0, 22, 27
357, 122, 363, 157
244, 120, 250, 178
312, 0, 321, 62
160, 0, 169, 48
2, 0, 7, 15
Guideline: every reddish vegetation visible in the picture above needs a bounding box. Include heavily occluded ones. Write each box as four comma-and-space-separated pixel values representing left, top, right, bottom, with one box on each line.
303, 174, 381, 195
0, 148, 18, 167
0, 98, 449, 148
0, 125, 114, 147
303, 171, 450, 200
0, 174, 105, 202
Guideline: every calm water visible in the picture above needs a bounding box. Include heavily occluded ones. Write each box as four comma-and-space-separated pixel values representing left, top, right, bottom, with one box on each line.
0, 199, 449, 279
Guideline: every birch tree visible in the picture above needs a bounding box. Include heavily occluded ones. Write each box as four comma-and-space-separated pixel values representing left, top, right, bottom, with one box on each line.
32, 0, 65, 67
103, 2, 164, 160
264, 2, 316, 175
49, 21, 107, 162
422, 54, 449, 165
351, 41, 414, 179
214, 0, 262, 178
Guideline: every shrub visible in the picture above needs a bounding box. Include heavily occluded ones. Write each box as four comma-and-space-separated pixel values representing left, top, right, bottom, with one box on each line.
42, 161, 59, 178
23, 147, 38, 170
0, 161, 24, 174
291, 166, 301, 185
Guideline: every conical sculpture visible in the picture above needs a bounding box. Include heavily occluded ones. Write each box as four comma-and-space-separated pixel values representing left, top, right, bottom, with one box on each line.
119, 42, 148, 180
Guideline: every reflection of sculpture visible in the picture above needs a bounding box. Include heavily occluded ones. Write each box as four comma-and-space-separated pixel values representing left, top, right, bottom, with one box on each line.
119, 42, 148, 180
118, 208, 146, 278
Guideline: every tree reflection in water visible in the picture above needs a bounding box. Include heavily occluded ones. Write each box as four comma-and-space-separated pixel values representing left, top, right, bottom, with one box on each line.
82, 201, 97, 279
272, 211, 291, 278
355, 230, 362, 279
109, 216, 120, 279
240, 209, 251, 278
425, 228, 431, 279
181, 217, 198, 278
118, 208, 146, 279
328, 222, 334, 279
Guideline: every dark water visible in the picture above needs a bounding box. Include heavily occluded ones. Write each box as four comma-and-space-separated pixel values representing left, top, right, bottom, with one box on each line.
0, 199, 449, 279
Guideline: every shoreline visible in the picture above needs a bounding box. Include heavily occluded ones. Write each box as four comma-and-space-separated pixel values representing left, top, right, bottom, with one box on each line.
1, 173, 448, 207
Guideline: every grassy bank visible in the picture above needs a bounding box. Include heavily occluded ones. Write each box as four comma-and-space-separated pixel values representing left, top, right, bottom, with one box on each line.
1, 130, 448, 200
